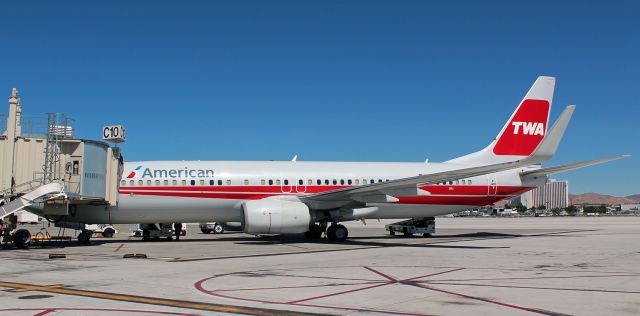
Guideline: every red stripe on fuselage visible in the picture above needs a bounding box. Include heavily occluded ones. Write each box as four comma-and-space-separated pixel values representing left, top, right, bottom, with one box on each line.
119, 185, 533, 206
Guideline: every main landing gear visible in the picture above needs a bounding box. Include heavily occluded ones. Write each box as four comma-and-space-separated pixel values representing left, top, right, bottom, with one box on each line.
326, 224, 348, 242
305, 223, 348, 242
77, 230, 91, 244
304, 223, 324, 239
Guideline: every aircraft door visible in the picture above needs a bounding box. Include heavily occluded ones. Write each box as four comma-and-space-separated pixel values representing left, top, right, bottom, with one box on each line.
281, 178, 292, 193
295, 179, 307, 193
487, 174, 498, 195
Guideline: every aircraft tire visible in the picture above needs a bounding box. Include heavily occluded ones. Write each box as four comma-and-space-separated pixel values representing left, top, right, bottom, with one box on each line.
102, 228, 115, 238
13, 229, 31, 249
201, 229, 211, 234
327, 224, 348, 242
304, 224, 323, 239
78, 232, 91, 244
213, 224, 224, 234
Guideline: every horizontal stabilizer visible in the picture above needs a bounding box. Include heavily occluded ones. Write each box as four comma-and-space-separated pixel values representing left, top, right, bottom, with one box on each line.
526, 105, 575, 164
521, 155, 630, 178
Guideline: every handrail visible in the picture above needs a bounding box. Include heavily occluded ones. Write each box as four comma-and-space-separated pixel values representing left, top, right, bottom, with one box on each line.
0, 179, 44, 197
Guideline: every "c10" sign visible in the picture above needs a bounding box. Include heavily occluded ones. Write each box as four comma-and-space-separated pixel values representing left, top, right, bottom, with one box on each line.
102, 125, 126, 143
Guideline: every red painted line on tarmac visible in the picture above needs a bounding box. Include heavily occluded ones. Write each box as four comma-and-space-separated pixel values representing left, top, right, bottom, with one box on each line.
287, 282, 392, 304
428, 274, 640, 282
293, 302, 432, 316
412, 283, 556, 315
217, 281, 382, 292
266, 273, 380, 282
403, 268, 465, 281
195, 275, 429, 316
426, 282, 640, 294
33, 309, 55, 316
364, 266, 398, 282
114, 244, 125, 252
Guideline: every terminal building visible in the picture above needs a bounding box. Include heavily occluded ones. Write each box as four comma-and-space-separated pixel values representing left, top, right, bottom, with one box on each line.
511, 179, 569, 210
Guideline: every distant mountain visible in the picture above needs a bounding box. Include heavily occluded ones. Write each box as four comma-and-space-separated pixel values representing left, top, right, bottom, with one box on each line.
570, 192, 637, 205
625, 194, 640, 202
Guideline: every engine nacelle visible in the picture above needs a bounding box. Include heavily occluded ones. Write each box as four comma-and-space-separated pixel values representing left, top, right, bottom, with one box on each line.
242, 199, 311, 234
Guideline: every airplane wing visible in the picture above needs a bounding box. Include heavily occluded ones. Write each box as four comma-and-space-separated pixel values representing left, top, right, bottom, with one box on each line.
300, 159, 529, 208
520, 155, 630, 178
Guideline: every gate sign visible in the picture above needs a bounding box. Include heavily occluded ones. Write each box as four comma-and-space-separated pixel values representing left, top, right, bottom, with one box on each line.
102, 125, 126, 143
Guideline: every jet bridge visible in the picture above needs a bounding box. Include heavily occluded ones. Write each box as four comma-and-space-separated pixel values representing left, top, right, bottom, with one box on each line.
0, 88, 123, 248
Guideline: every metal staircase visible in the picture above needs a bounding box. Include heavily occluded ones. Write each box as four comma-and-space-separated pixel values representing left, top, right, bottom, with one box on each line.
0, 182, 66, 220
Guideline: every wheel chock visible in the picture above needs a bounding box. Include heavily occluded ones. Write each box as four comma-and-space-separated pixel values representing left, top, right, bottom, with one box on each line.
123, 253, 147, 259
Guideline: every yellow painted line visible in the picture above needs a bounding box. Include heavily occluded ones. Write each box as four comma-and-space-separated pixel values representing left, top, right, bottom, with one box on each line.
0, 281, 324, 316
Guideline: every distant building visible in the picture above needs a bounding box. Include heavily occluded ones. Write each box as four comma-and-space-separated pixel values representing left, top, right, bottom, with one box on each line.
621, 204, 640, 214
511, 179, 569, 210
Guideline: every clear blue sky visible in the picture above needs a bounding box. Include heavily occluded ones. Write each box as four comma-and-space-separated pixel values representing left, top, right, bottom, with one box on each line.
1, 1, 638, 196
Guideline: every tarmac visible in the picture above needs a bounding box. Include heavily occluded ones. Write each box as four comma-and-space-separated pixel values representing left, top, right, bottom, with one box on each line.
0, 216, 639, 315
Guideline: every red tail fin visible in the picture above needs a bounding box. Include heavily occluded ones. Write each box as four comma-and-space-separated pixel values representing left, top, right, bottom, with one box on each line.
492, 77, 554, 156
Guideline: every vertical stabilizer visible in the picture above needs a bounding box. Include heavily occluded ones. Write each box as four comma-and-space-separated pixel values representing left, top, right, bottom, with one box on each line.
447, 76, 555, 164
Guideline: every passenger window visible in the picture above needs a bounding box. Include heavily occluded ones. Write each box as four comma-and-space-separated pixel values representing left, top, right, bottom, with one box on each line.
468, 179, 472, 185
190, 180, 195, 186
307, 179, 313, 185
120, 180, 126, 186
218, 180, 222, 185
129, 180, 134, 186
333, 179, 337, 185
181, 180, 187, 185
449, 181, 453, 185
317, 179, 322, 185
370, 179, 374, 184
276, 179, 281, 185
200, 180, 205, 185
462, 180, 466, 185
386, 179, 389, 182
164, 180, 169, 186
210, 180, 214, 185
244, 179, 249, 185
378, 179, 382, 183
348, 179, 352, 185
325, 179, 329, 185
268, 179, 274, 185
155, 180, 160, 186
340, 179, 345, 185
299, 179, 303, 185
261, 179, 266, 185
172, 180, 177, 185
355, 179, 359, 185
226, 180, 231, 185
284, 179, 289, 185
138, 180, 144, 186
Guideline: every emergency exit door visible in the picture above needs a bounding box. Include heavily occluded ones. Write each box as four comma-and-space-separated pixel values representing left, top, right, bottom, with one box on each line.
487, 174, 498, 195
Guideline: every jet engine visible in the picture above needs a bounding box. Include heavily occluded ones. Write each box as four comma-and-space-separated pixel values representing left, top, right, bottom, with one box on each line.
242, 199, 311, 234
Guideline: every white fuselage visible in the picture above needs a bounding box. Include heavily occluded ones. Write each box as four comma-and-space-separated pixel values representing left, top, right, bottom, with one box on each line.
61, 161, 545, 225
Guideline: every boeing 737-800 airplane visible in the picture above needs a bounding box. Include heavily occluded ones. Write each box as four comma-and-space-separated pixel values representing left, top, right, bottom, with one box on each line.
31, 76, 627, 242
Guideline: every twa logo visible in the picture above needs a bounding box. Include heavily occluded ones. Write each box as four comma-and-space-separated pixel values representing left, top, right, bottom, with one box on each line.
126, 166, 142, 179
512, 122, 545, 136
